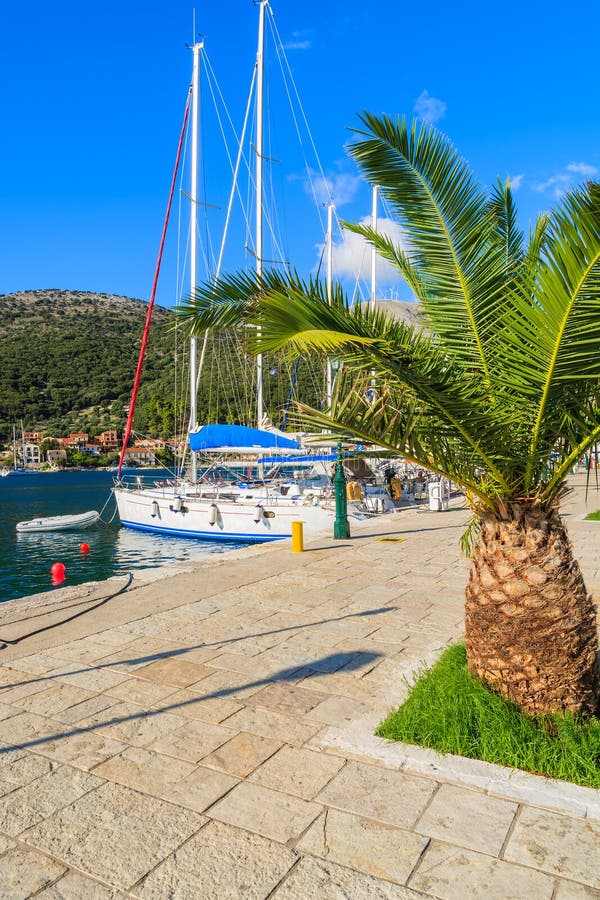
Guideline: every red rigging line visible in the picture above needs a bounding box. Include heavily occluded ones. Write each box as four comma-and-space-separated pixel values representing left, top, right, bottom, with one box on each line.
117, 94, 191, 479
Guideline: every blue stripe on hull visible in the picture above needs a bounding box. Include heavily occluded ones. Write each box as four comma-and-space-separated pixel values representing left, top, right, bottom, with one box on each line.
119, 520, 287, 542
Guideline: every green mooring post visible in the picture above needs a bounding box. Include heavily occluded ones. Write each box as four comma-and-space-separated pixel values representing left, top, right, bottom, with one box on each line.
333, 440, 351, 539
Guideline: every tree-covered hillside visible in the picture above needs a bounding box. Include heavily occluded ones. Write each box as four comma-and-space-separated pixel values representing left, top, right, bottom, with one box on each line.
0, 290, 177, 441
0, 289, 326, 441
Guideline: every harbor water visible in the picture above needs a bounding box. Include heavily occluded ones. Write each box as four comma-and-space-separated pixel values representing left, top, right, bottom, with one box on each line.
0, 470, 243, 602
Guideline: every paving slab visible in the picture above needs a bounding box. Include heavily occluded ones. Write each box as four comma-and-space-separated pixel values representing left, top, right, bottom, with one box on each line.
0, 831, 15, 854
81, 700, 187, 748
248, 745, 345, 799
36, 870, 129, 898
133, 657, 213, 687
0, 751, 54, 786
6, 653, 73, 676
52, 693, 119, 725
0, 701, 20, 722
504, 806, 600, 887
222, 704, 321, 746
208, 780, 322, 843
21, 781, 206, 890
271, 856, 424, 899
30, 728, 125, 771
297, 808, 429, 885
409, 841, 556, 900
104, 677, 178, 706
9, 683, 92, 717
554, 881, 600, 899
93, 745, 197, 797
149, 718, 235, 762
317, 760, 437, 829
415, 783, 518, 855
0, 676, 54, 705
47, 663, 128, 693
185, 669, 267, 700
167, 765, 239, 812
200, 730, 282, 777
246, 681, 324, 715
152, 687, 243, 723
133, 820, 297, 900
306, 693, 368, 726
0, 764, 102, 836
0, 845, 66, 899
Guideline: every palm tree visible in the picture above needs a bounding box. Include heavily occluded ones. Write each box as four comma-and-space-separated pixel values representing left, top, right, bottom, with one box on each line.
177, 116, 600, 719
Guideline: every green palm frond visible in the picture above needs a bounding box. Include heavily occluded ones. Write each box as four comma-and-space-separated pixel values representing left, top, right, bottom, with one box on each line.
488, 184, 600, 492
342, 222, 430, 305
348, 115, 509, 377
488, 177, 524, 267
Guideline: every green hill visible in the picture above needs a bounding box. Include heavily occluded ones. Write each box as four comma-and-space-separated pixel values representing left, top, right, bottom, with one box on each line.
0, 289, 177, 441
0, 289, 326, 442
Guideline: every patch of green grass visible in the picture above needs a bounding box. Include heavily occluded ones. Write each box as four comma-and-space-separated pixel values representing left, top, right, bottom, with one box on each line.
584, 510, 600, 520
376, 643, 600, 787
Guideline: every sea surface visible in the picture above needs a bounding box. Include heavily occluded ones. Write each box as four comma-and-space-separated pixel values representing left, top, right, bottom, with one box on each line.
0, 470, 243, 602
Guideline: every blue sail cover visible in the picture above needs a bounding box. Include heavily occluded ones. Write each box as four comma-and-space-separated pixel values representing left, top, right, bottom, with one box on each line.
189, 424, 300, 453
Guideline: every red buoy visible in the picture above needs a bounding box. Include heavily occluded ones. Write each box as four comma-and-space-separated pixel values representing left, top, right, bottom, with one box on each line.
79, 542, 91, 554
50, 561, 66, 585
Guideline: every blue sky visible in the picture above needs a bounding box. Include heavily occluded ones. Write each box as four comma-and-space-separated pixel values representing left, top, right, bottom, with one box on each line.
1, 0, 598, 306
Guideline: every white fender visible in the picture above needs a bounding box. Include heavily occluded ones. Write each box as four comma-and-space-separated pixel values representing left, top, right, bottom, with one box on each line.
173, 496, 183, 513
208, 503, 218, 525
151, 500, 159, 518
253, 504, 263, 523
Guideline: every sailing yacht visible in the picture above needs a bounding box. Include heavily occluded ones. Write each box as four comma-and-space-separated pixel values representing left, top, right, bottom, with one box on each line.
1, 423, 39, 477
113, 4, 393, 542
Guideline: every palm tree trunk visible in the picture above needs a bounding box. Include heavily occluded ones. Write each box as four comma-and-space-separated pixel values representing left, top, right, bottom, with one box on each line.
465, 503, 599, 717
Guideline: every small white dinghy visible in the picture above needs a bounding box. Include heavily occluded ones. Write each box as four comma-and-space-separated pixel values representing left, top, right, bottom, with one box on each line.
16, 510, 100, 533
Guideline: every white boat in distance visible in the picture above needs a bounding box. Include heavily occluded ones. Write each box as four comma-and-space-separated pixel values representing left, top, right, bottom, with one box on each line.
16, 510, 100, 533
113, 4, 395, 543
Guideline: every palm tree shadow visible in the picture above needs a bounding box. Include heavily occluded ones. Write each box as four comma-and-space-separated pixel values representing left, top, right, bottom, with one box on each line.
0, 607, 393, 691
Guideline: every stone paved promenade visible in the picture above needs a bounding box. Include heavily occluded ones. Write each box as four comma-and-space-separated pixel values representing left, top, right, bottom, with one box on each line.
0, 478, 598, 898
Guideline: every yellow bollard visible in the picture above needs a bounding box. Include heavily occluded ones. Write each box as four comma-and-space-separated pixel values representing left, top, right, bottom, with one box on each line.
291, 520, 304, 552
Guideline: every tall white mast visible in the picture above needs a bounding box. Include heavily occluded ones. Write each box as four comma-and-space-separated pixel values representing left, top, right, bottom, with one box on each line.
370, 184, 379, 311
369, 185, 379, 396
255, 1, 267, 427
189, 39, 203, 482
326, 202, 334, 407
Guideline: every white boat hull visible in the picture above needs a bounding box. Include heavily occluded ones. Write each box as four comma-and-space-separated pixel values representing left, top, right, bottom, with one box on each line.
113, 484, 373, 542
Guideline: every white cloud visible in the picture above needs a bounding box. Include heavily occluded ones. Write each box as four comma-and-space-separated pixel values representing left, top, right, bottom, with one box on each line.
533, 163, 595, 199
566, 161, 598, 176
316, 216, 407, 288
413, 90, 447, 124
284, 30, 312, 51
508, 174, 524, 192
302, 167, 362, 208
